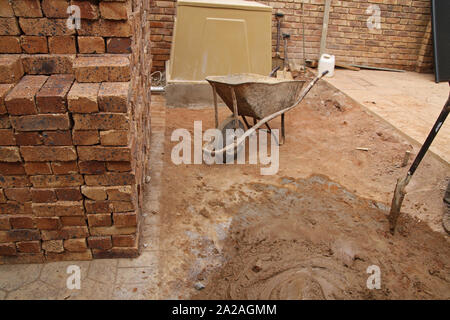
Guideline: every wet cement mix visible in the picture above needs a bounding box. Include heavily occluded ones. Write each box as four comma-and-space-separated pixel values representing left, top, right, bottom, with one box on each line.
156, 76, 449, 299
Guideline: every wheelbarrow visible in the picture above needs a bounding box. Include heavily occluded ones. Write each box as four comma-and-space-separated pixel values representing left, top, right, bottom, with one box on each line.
203, 71, 328, 156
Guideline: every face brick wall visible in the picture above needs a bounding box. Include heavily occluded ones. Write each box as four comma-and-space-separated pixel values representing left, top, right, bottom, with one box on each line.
149, 0, 433, 73
0, 0, 151, 264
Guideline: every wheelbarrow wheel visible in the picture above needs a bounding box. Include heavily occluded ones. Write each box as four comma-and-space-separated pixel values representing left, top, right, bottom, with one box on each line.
217, 115, 245, 163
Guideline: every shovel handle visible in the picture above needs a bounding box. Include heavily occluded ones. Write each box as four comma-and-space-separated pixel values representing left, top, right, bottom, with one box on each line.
407, 92, 450, 177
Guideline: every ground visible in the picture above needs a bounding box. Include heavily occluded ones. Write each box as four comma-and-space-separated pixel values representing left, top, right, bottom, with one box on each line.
0, 70, 448, 299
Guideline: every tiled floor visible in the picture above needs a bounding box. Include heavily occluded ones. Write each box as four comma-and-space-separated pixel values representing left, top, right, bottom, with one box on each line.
326, 70, 449, 164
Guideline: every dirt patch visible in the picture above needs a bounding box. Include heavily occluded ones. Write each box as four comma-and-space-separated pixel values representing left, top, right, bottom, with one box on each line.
155, 76, 449, 299
194, 175, 450, 299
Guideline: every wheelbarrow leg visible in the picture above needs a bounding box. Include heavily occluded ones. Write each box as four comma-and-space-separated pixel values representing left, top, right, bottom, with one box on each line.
280, 113, 285, 145
212, 84, 219, 128
230, 87, 239, 130
241, 116, 251, 130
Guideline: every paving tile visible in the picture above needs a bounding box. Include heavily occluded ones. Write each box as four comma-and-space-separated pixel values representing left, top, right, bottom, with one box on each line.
87, 259, 117, 284
58, 278, 113, 300
0, 263, 42, 291
40, 261, 90, 289
6, 280, 59, 300
116, 267, 156, 284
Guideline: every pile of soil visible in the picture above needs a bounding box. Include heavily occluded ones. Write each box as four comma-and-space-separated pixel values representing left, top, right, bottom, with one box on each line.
194, 176, 450, 299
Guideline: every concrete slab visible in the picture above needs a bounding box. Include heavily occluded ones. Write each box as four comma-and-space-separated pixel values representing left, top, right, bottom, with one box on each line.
326, 70, 449, 164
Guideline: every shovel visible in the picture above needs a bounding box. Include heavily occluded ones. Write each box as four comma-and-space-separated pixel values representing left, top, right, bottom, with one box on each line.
388, 89, 450, 234
272, 12, 284, 70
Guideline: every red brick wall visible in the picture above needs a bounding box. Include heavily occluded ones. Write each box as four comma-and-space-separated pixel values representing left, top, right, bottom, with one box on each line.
149, 0, 433, 73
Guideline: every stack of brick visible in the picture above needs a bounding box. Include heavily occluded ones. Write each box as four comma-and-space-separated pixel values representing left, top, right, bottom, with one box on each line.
0, 0, 151, 264
149, 0, 434, 73
0, 0, 132, 73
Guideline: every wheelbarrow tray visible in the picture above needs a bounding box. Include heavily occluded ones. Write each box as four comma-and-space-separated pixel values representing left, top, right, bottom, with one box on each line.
206, 74, 305, 119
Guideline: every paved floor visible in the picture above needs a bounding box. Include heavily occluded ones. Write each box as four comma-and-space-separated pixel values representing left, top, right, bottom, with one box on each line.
0, 95, 167, 300
326, 70, 449, 164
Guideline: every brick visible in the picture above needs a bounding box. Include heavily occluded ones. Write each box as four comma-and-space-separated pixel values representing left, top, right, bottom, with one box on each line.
88, 235, 112, 250
112, 234, 136, 247
0, 36, 21, 53
4, 188, 31, 203
81, 186, 107, 200
87, 213, 112, 227
30, 174, 83, 188
15, 132, 43, 146
0, 129, 16, 145
85, 200, 111, 214
92, 247, 138, 259
45, 250, 92, 262
55, 187, 82, 201
0, 0, 14, 17
64, 238, 87, 252
21, 54, 75, 75
106, 37, 131, 53
51, 161, 78, 174
10, 216, 35, 229
0, 216, 10, 230
0, 202, 23, 214
67, 82, 100, 113
84, 172, 134, 186
98, 82, 129, 112
0, 55, 24, 84
106, 161, 131, 172
0, 115, 10, 128
0, 83, 14, 114
77, 19, 131, 37
42, 239, 64, 253
36, 74, 74, 113
0, 175, 31, 188
0, 162, 25, 175
72, 130, 99, 145
12, 0, 43, 17
60, 216, 85, 227
0, 146, 21, 162
0, 252, 44, 263
35, 217, 60, 229
16, 240, 41, 253
20, 35, 48, 53
41, 226, 88, 240
72, 0, 99, 20
77, 36, 105, 54
77, 146, 130, 161
43, 131, 73, 146
73, 113, 129, 130
20, 146, 77, 161
0, 17, 20, 35
0, 188, 5, 202
32, 201, 84, 217
5, 75, 47, 114
11, 114, 71, 131
41, 0, 69, 18
0, 229, 40, 242
100, 1, 130, 20
107, 185, 132, 201
19, 18, 75, 36
78, 161, 106, 174
100, 130, 128, 146
111, 201, 134, 212
0, 242, 16, 255
32, 188, 57, 203
73, 56, 131, 82
48, 36, 77, 54
89, 225, 135, 236
25, 162, 52, 175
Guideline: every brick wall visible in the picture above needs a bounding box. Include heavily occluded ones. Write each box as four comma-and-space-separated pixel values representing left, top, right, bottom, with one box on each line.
0, 0, 151, 264
149, 0, 433, 73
